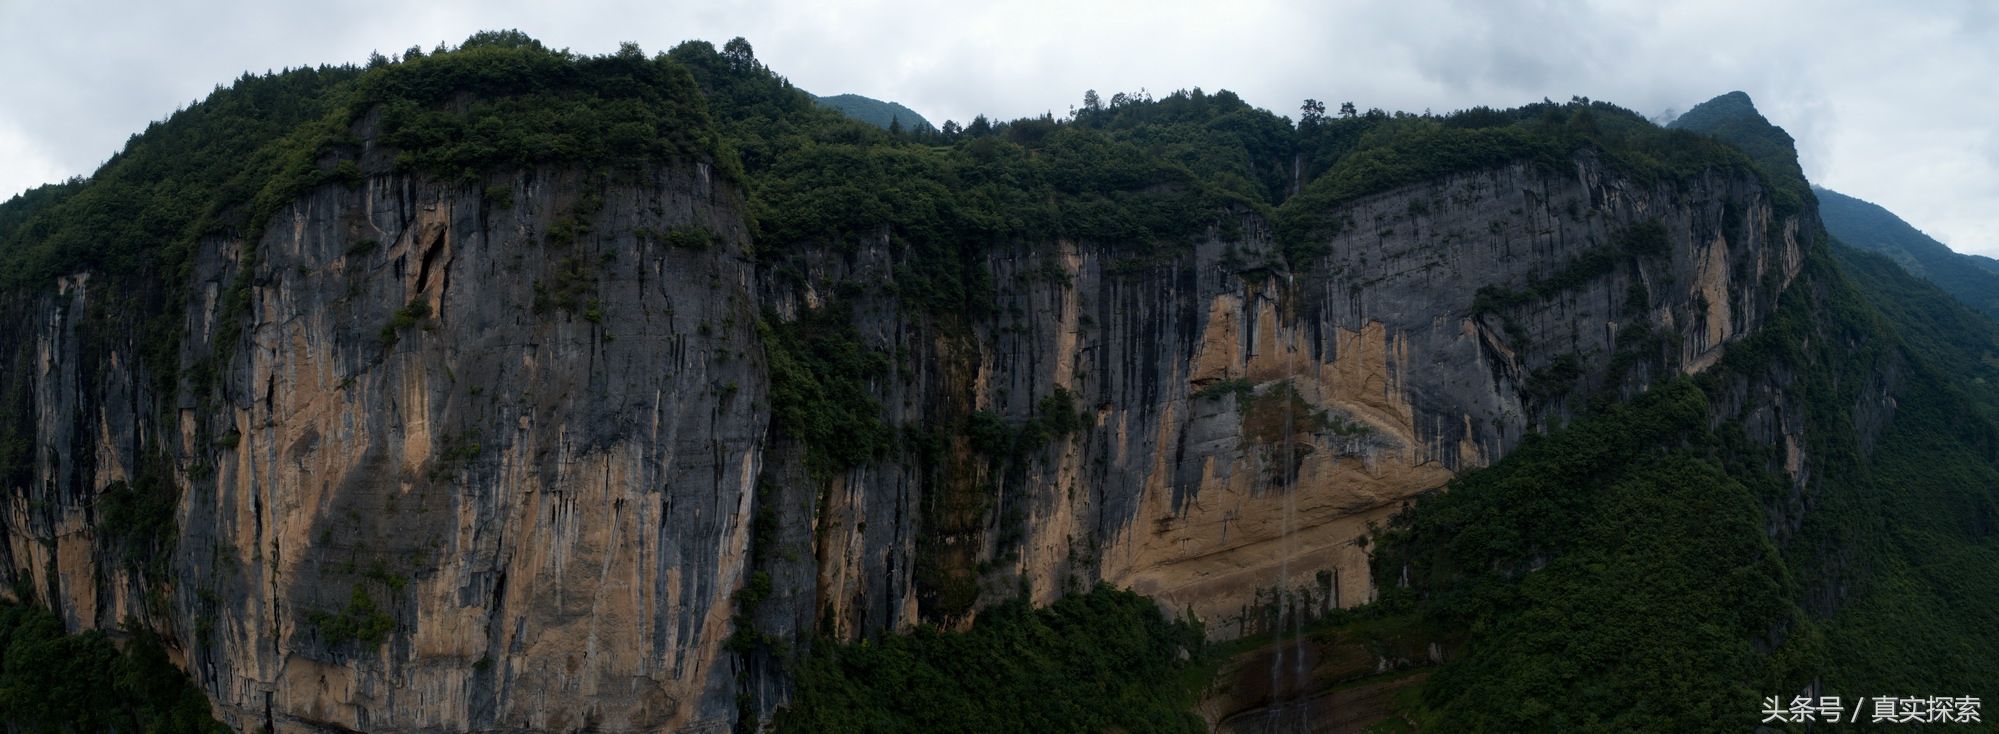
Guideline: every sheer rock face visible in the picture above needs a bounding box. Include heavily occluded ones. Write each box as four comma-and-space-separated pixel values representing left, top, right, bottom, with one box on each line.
0, 151, 1804, 732
754, 152, 1804, 652
6, 165, 764, 733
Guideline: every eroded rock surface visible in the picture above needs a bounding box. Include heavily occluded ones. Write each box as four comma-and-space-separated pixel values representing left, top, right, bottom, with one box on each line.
1, 150, 1804, 731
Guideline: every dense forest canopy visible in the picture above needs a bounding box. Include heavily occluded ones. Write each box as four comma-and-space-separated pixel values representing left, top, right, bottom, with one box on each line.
0, 600, 226, 733
2, 30, 1798, 298
1817, 185, 1999, 317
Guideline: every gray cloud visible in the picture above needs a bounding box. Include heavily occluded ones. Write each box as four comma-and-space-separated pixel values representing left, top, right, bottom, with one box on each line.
3, 0, 1995, 254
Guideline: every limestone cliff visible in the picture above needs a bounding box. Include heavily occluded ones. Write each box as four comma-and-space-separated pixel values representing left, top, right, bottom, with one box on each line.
0, 39, 1827, 731
2, 135, 1805, 732
5, 162, 765, 732
749, 150, 1803, 653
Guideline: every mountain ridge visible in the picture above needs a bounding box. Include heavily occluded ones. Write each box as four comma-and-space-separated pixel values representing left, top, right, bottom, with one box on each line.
1669, 92, 1999, 318
1, 37, 1996, 734
1817, 185, 1999, 316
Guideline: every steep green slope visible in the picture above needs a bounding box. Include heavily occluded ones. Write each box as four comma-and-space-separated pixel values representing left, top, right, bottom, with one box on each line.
1370, 240, 1999, 730
1374, 380, 1807, 730
1808, 245, 1999, 695
1818, 186, 1999, 316
1668, 90, 1812, 214
0, 66, 360, 290
1345, 91, 1999, 732
813, 92, 935, 131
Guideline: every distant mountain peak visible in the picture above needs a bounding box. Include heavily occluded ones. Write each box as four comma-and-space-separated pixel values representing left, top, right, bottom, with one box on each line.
1669, 90, 1810, 212
1705, 90, 1755, 109
1669, 91, 1786, 143
811, 93, 935, 132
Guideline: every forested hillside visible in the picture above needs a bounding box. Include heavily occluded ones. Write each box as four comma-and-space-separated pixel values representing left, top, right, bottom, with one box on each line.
1817, 186, 1999, 317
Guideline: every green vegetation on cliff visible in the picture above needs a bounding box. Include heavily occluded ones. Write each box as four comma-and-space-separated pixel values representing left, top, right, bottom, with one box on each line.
760, 304, 895, 478
670, 38, 1257, 316
2, 34, 1783, 315
0, 30, 728, 299
1280, 98, 1767, 261
1668, 91, 1813, 223
1802, 246, 1999, 695
0, 66, 359, 290
304, 586, 398, 649
1309, 88, 1999, 731
775, 584, 1205, 734
1357, 209, 1999, 733
8, 30, 1998, 734
0, 601, 226, 733
1371, 380, 1811, 729
356, 31, 721, 183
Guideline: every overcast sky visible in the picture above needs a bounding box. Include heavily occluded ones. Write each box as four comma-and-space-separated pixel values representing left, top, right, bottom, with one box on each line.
3, 0, 1995, 255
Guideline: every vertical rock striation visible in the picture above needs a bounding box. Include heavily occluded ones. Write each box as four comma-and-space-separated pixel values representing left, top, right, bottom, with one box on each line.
1, 145, 1805, 730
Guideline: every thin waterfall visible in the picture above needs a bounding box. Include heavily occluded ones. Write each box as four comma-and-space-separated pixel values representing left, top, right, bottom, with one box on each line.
1265, 273, 1309, 732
